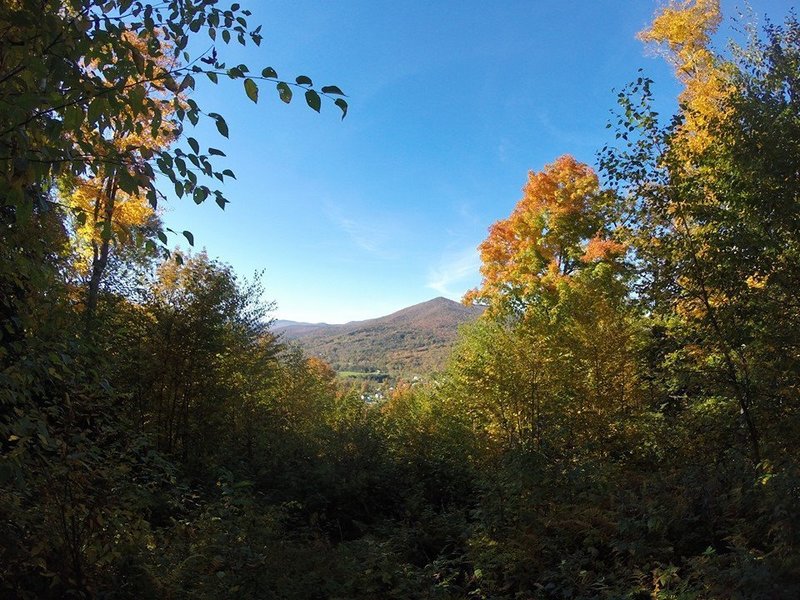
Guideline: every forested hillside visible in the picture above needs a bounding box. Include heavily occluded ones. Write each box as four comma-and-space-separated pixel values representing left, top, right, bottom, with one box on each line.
2, 1, 800, 599
277, 297, 484, 377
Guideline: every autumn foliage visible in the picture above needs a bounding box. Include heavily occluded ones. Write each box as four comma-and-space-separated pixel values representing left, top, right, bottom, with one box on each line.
465, 155, 623, 312
2, 0, 800, 598
639, 0, 732, 154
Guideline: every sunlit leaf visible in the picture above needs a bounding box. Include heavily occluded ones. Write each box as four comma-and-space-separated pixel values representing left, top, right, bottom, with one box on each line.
277, 82, 292, 103
244, 78, 258, 103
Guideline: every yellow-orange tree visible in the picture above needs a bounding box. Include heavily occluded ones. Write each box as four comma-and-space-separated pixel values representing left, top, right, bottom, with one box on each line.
459, 155, 639, 455
638, 0, 730, 156
465, 155, 624, 314
62, 30, 181, 318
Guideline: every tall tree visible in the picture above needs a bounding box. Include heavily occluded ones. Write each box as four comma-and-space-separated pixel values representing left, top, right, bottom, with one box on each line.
602, 5, 800, 464
638, 0, 729, 155
459, 156, 639, 455
465, 155, 623, 315
60, 29, 182, 319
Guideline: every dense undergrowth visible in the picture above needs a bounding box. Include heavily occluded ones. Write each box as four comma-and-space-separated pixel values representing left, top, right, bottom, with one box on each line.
2, 1, 800, 598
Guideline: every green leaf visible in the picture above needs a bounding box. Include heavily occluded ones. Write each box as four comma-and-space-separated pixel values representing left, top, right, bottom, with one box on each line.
163, 76, 179, 92
175, 181, 184, 197
63, 105, 84, 131
193, 187, 209, 204
305, 89, 321, 113
87, 97, 104, 125
208, 147, 226, 156
101, 221, 113, 242
276, 82, 292, 104
296, 75, 313, 86
131, 48, 145, 73
335, 98, 348, 119
207, 71, 218, 83
321, 85, 345, 96
157, 230, 168, 245
244, 78, 258, 103
214, 115, 229, 138
261, 67, 277, 79
178, 74, 195, 92
188, 137, 200, 154
182, 230, 195, 246
129, 85, 146, 110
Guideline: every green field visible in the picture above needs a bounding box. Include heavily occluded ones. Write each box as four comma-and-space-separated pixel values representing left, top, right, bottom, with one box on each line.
338, 370, 390, 382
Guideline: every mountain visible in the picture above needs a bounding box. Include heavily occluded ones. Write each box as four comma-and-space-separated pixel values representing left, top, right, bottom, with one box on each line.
275, 297, 484, 378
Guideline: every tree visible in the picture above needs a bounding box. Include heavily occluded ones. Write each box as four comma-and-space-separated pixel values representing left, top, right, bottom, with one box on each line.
59, 29, 182, 319
458, 156, 640, 457
1, 0, 348, 204
638, 0, 730, 155
123, 252, 278, 462
1, 0, 348, 328
464, 155, 624, 315
445, 318, 554, 451
1, 4, 349, 588
601, 8, 800, 465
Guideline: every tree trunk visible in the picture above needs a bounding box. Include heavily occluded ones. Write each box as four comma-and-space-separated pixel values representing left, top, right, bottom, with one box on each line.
85, 173, 117, 325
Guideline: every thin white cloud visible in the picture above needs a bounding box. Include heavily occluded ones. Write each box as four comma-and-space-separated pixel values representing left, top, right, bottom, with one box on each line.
324, 204, 399, 259
426, 246, 481, 299
497, 138, 511, 163
535, 110, 597, 149
336, 215, 382, 254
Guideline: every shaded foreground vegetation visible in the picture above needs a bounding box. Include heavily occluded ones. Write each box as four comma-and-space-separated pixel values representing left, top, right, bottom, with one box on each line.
2, 1, 800, 598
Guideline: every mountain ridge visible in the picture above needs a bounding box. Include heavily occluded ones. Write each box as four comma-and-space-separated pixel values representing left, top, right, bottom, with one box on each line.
275, 297, 483, 377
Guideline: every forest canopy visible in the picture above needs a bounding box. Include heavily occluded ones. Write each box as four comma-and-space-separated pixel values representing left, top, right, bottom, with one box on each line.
1, 1, 799, 598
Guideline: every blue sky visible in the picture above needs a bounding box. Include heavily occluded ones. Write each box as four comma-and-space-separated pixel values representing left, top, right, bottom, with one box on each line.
163, 1, 794, 324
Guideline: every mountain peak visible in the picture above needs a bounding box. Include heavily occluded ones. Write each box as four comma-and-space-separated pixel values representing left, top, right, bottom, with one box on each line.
277, 296, 483, 377
429, 296, 458, 305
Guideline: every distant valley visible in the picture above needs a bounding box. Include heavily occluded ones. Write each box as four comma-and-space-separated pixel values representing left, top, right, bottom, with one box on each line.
274, 297, 484, 379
